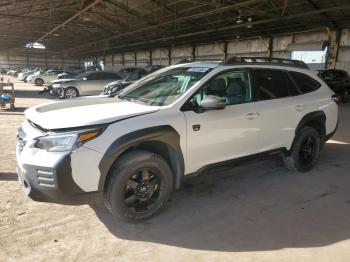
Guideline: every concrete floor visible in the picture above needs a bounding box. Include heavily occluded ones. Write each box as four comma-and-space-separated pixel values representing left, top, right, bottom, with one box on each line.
1, 76, 350, 262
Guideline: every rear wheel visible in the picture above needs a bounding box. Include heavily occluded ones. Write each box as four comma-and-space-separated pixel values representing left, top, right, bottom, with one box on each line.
283, 126, 321, 172
104, 150, 173, 222
64, 87, 79, 99
34, 78, 44, 86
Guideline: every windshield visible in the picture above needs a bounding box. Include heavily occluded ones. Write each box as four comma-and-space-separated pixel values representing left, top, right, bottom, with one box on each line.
118, 67, 212, 106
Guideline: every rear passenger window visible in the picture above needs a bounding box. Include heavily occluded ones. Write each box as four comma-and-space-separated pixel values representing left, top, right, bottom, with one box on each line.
290, 71, 321, 94
253, 70, 290, 100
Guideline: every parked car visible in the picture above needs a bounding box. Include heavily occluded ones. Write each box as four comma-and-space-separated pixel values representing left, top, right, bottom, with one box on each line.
102, 69, 150, 96
118, 67, 145, 76
50, 71, 123, 98
57, 70, 84, 79
146, 65, 165, 74
27, 69, 65, 86
318, 69, 350, 103
16, 57, 338, 222
18, 69, 37, 81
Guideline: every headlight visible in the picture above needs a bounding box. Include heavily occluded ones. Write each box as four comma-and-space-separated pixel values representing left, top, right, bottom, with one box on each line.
34, 128, 103, 152
52, 83, 63, 88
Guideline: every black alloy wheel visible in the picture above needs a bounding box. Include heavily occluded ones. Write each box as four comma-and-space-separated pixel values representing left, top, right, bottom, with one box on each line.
298, 135, 318, 166
124, 168, 162, 214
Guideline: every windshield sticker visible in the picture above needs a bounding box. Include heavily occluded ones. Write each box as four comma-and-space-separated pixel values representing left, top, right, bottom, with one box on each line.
187, 67, 210, 73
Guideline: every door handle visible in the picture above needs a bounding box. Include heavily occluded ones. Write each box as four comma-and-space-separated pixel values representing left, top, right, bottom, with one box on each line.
246, 112, 259, 120
295, 104, 304, 112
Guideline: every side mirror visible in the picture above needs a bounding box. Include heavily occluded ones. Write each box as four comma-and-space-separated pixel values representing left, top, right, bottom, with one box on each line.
197, 95, 226, 112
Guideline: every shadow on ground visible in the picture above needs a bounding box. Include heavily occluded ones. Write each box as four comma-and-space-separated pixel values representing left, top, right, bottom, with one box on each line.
0, 172, 18, 181
14, 89, 53, 99
93, 142, 350, 252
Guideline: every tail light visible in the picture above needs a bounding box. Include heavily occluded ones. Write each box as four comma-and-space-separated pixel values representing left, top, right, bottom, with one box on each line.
332, 94, 341, 105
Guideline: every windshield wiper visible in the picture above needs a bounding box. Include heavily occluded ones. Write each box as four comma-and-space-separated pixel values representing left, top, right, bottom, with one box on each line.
119, 95, 147, 105
119, 95, 160, 106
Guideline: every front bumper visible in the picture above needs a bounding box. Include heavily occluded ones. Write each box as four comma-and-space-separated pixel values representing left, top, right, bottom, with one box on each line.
16, 122, 102, 205
50, 87, 65, 97
16, 154, 95, 205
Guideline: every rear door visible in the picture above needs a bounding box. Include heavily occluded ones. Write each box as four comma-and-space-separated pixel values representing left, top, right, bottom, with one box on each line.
250, 69, 302, 152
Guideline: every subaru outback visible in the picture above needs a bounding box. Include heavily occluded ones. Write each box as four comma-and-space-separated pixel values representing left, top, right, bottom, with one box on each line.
16, 57, 338, 222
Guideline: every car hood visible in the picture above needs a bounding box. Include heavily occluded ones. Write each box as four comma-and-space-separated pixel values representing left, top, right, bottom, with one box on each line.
50, 78, 77, 84
25, 96, 160, 130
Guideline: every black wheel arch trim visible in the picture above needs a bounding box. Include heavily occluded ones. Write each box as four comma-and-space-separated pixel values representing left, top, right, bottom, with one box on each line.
98, 125, 184, 191
293, 110, 327, 149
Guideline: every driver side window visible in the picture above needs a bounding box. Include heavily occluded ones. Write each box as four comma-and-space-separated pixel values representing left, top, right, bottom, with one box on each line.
191, 70, 252, 107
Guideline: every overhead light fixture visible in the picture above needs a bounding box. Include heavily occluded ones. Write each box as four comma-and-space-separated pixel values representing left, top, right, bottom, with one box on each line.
246, 17, 253, 28
81, 13, 91, 22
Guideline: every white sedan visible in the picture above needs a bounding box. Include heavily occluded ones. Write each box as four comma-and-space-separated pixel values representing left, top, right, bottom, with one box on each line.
28, 69, 65, 86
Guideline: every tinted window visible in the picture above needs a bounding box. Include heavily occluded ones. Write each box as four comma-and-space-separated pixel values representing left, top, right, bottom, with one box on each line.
253, 70, 290, 100
89, 72, 121, 80
86, 73, 98, 80
290, 71, 321, 94
103, 73, 121, 79
190, 70, 252, 106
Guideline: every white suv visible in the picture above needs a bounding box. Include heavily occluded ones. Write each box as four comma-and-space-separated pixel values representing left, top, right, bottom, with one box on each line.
16, 57, 338, 222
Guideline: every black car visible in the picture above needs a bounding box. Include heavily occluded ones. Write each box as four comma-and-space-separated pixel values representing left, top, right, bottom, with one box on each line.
319, 69, 350, 103
102, 69, 149, 96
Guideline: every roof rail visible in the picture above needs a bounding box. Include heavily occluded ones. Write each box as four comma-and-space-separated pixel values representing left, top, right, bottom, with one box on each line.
222, 56, 309, 69
175, 58, 222, 65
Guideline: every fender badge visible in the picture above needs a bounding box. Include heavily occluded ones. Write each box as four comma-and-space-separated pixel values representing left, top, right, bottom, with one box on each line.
192, 124, 201, 131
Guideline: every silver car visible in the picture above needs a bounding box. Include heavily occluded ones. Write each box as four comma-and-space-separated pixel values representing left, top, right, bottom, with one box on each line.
51, 71, 123, 98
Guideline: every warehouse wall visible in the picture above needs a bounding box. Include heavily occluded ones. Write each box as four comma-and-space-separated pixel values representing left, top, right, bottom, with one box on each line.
99, 27, 350, 74
0, 48, 82, 70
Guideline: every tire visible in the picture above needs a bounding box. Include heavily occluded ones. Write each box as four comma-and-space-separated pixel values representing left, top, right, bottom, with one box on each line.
9, 104, 15, 111
104, 150, 174, 222
282, 126, 321, 172
34, 78, 44, 86
64, 86, 79, 99
342, 89, 349, 103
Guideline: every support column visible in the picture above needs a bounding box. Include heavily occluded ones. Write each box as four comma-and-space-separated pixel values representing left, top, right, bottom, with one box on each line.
149, 49, 153, 66
192, 45, 196, 61
223, 41, 228, 60
268, 37, 273, 57
332, 29, 341, 69
168, 47, 172, 65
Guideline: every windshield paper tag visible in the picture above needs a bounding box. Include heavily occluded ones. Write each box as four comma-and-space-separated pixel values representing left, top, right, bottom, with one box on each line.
187, 67, 210, 73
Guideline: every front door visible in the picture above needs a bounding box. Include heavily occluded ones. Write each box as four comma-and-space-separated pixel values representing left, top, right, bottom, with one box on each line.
183, 70, 261, 174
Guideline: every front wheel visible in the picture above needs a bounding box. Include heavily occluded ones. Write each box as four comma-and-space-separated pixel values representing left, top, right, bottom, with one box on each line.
282, 126, 321, 172
104, 150, 174, 222
64, 87, 79, 99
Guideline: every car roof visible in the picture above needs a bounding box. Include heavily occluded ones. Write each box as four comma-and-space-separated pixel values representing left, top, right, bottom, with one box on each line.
171, 62, 314, 74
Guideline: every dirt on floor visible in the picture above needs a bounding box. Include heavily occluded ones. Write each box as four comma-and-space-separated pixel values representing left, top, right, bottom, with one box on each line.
1, 76, 350, 262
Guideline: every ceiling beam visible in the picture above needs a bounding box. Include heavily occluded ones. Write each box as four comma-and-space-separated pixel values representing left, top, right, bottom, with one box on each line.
35, 0, 104, 43
71, 4, 350, 55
